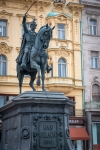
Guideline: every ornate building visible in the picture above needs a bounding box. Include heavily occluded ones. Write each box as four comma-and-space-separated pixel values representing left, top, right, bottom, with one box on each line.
82, 0, 100, 150
0, 0, 89, 149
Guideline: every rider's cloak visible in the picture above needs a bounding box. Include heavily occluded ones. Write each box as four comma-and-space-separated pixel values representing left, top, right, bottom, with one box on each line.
16, 33, 26, 64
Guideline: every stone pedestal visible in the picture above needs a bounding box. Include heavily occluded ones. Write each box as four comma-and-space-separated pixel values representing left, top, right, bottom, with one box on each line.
0, 91, 75, 150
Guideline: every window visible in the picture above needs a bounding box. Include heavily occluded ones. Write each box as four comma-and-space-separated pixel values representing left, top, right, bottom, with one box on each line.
90, 20, 97, 35
91, 51, 98, 68
0, 55, 7, 75
0, 20, 7, 36
0, 96, 6, 108
92, 84, 100, 101
58, 24, 65, 39
22, 22, 30, 36
68, 97, 75, 116
58, 58, 66, 77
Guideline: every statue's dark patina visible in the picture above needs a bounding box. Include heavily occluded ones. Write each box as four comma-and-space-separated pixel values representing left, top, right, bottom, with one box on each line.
16, 15, 55, 93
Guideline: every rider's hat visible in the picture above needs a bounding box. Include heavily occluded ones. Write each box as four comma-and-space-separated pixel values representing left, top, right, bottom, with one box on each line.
30, 17, 37, 27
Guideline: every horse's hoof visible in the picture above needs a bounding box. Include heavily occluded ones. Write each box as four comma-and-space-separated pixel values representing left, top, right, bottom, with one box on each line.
42, 88, 46, 92
33, 88, 36, 91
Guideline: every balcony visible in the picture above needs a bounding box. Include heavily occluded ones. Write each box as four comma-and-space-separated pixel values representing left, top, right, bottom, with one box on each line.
85, 100, 100, 111
69, 109, 85, 117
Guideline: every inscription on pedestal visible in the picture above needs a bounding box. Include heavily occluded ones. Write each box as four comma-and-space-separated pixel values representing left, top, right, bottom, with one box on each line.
39, 121, 57, 148
33, 115, 64, 150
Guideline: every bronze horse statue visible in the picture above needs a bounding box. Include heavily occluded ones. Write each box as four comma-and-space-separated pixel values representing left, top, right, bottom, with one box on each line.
16, 24, 55, 93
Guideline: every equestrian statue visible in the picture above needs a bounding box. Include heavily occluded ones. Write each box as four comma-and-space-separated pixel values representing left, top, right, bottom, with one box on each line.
16, 11, 55, 93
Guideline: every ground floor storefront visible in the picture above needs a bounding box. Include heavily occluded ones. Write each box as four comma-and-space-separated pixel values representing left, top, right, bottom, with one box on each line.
69, 117, 89, 150
86, 111, 100, 150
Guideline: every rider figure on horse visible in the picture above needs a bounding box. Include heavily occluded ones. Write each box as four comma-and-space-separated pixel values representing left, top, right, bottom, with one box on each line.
16, 14, 37, 69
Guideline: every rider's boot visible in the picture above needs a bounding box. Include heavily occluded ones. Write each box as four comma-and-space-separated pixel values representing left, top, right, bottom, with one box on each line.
21, 53, 27, 68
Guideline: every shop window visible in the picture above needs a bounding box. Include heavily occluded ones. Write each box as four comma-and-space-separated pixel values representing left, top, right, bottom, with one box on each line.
22, 22, 30, 36
72, 140, 83, 150
58, 58, 66, 77
0, 55, 7, 75
90, 51, 98, 68
92, 84, 100, 101
90, 20, 97, 35
92, 123, 100, 145
58, 24, 65, 39
0, 20, 7, 37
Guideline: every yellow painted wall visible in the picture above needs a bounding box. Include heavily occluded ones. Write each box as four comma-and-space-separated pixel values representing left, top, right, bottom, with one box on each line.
0, 0, 84, 112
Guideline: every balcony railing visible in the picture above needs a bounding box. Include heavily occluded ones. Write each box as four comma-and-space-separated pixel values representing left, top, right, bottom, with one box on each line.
85, 101, 100, 110
69, 109, 85, 117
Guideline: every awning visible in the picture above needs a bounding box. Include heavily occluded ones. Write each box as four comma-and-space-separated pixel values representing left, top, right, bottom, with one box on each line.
69, 127, 89, 140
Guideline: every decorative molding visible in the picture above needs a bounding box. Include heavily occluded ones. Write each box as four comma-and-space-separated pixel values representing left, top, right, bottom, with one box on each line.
38, 7, 45, 12
46, 13, 72, 22
53, 0, 66, 4
73, 43, 80, 50
39, 15, 43, 26
0, 36, 9, 41
86, 11, 100, 16
48, 55, 53, 64
47, 85, 74, 94
56, 14, 72, 22
74, 19, 79, 34
67, 2, 84, 10
36, 0, 51, 6
1, 2, 6, 7
53, 2, 64, 13
0, 10, 13, 16
74, 12, 79, 17
16, 47, 20, 53
55, 47, 72, 57
0, 76, 7, 82
0, 42, 12, 54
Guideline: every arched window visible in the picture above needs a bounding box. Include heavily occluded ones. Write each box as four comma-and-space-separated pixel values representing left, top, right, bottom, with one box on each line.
92, 84, 100, 101
0, 55, 7, 75
58, 58, 66, 77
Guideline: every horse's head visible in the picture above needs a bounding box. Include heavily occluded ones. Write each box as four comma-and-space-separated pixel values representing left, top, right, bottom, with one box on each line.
35, 24, 55, 50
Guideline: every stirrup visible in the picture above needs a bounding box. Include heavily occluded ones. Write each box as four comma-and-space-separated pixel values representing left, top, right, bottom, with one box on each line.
21, 63, 26, 68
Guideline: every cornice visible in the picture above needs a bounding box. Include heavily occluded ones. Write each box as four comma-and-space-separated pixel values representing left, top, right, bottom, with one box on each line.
0, 0, 52, 4
17, 14, 35, 18
67, 2, 84, 10
82, 1, 100, 9
52, 38, 73, 43
46, 13, 72, 21
86, 11, 100, 16
47, 47, 73, 52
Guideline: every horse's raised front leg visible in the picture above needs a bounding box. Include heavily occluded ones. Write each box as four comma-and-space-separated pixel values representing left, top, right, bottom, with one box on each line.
29, 72, 37, 91
41, 64, 47, 92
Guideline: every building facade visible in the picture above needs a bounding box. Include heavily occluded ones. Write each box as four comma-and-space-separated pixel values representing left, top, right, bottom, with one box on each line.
82, 0, 100, 150
0, 0, 88, 149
